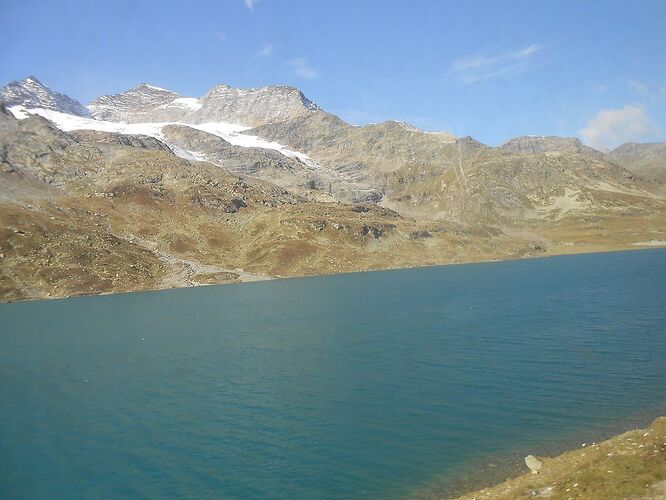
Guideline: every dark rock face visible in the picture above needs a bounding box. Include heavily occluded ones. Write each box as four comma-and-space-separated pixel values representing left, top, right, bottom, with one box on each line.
0, 103, 15, 123
360, 223, 395, 238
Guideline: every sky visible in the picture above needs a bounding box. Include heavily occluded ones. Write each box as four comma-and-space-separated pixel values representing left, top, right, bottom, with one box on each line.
2, 0, 665, 149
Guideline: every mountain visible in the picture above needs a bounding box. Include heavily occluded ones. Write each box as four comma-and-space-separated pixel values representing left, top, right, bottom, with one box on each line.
88, 83, 319, 127
1, 75, 665, 301
0, 76, 90, 117
192, 84, 319, 126
0, 110, 519, 301
607, 142, 666, 183
243, 113, 664, 224
500, 135, 600, 156
3, 79, 379, 203
160, 124, 380, 202
244, 112, 461, 188
379, 144, 658, 224
87, 83, 180, 122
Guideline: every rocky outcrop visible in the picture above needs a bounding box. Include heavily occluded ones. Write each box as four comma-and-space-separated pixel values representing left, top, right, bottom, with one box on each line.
0, 103, 14, 123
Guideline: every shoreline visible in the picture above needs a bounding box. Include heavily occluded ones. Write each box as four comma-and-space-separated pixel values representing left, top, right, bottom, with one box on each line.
2, 243, 665, 305
447, 415, 666, 499
407, 407, 666, 499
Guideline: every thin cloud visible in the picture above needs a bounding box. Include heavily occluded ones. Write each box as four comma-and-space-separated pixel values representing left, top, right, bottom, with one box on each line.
627, 79, 666, 101
212, 32, 227, 42
627, 80, 648, 94
244, 0, 257, 10
256, 43, 274, 58
579, 105, 660, 151
287, 58, 318, 79
451, 44, 542, 84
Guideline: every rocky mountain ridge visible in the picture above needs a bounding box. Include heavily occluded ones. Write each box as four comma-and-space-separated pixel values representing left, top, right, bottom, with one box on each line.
87, 82, 320, 127
500, 135, 600, 156
0, 76, 90, 117
242, 110, 665, 224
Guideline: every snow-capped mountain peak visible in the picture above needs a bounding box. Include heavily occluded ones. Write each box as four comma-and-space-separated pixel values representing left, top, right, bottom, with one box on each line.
0, 76, 90, 117
85, 81, 320, 127
3, 76, 323, 174
87, 83, 181, 122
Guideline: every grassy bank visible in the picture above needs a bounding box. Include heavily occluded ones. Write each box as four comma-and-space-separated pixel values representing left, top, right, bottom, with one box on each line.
450, 416, 666, 500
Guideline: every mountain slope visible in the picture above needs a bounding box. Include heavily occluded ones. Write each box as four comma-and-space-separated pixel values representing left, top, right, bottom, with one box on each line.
608, 142, 666, 183
380, 146, 663, 224
160, 124, 380, 202
3, 76, 664, 227
244, 112, 461, 187
1, 110, 542, 301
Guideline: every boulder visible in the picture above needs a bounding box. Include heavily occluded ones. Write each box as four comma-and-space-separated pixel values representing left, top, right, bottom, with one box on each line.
525, 454, 543, 474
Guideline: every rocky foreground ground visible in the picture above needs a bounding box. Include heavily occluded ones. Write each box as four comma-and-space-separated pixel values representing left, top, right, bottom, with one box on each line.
450, 417, 666, 500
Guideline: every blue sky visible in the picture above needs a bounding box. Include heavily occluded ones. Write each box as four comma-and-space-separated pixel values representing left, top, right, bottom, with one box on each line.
2, 0, 665, 148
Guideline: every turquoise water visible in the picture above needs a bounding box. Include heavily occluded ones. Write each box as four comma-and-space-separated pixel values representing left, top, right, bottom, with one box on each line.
1, 249, 666, 499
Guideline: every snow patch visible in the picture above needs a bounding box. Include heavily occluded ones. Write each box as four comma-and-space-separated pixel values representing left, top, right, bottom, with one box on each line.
168, 97, 202, 110
141, 84, 171, 92
8, 105, 317, 166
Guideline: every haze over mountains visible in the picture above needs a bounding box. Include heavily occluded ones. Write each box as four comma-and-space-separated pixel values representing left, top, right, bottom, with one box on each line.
1, 75, 665, 300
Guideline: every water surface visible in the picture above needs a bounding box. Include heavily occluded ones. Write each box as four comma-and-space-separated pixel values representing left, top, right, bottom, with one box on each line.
1, 250, 666, 498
